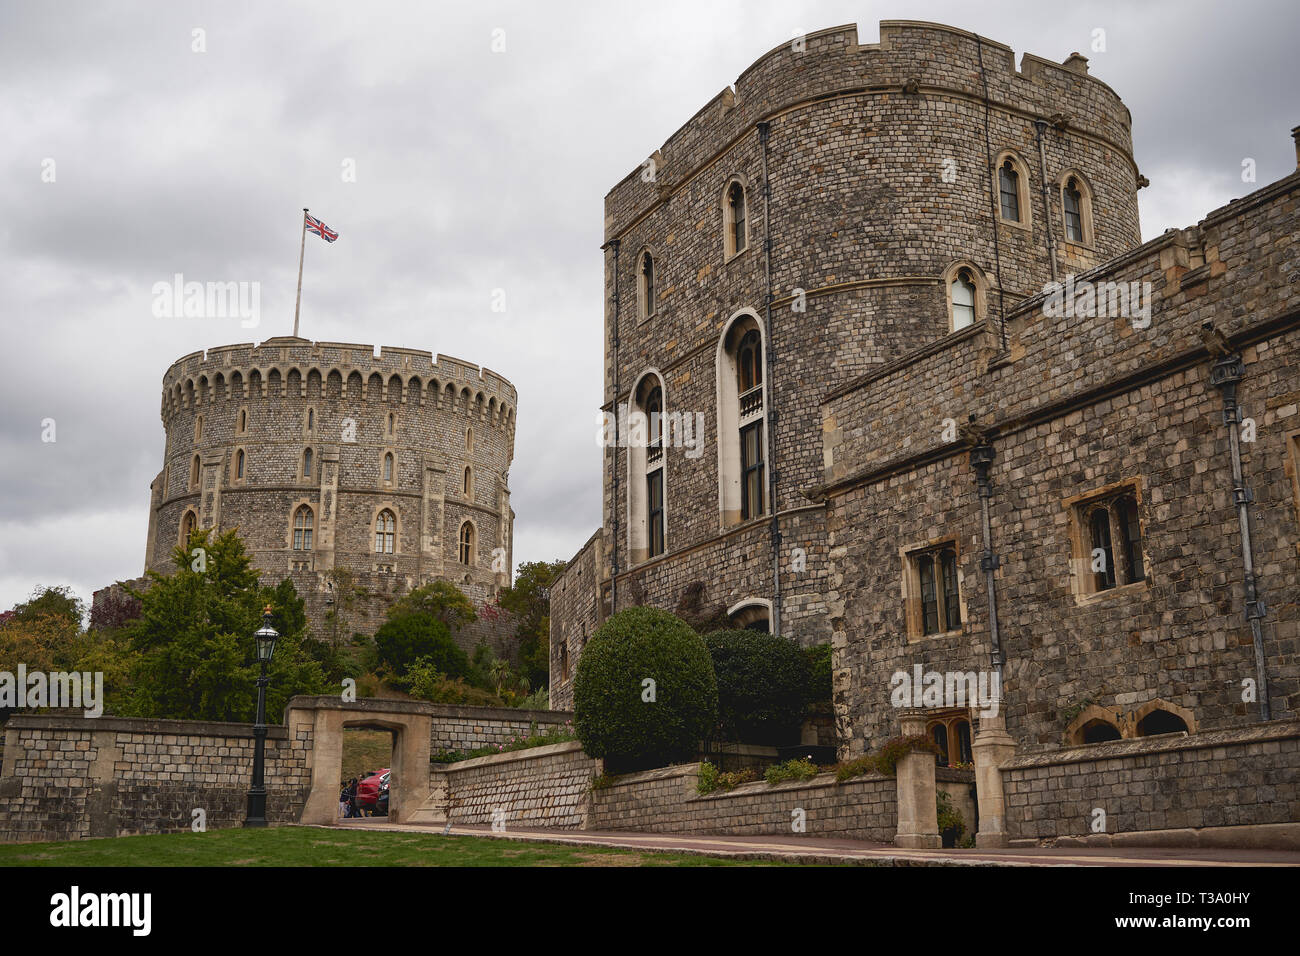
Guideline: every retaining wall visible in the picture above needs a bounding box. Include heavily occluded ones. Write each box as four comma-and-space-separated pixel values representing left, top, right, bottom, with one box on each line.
1000, 719, 1300, 846
586, 762, 898, 842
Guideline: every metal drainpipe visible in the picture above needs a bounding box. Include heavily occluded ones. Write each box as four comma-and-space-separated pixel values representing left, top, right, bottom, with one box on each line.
1210, 352, 1271, 720
758, 120, 782, 638
1034, 119, 1058, 284
608, 239, 621, 613
970, 441, 1004, 685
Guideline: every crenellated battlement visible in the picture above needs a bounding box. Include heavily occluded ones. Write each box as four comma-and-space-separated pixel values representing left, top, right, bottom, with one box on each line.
159, 336, 517, 432
605, 20, 1136, 240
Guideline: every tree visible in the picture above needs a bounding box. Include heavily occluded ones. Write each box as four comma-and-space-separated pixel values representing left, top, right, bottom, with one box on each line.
373, 614, 468, 679
120, 528, 326, 721
387, 581, 476, 631
9, 585, 85, 628
498, 559, 567, 690
573, 606, 717, 771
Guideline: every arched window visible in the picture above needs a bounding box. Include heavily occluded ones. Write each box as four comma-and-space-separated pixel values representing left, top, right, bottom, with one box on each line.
1081, 718, 1123, 743
737, 330, 762, 394
950, 268, 978, 331
954, 719, 973, 765
238, 408, 247, 433
459, 521, 475, 565
1060, 173, 1094, 245
560, 642, 570, 682
724, 180, 748, 258
718, 316, 766, 527
1063, 178, 1083, 242
628, 373, 667, 564
302, 447, 313, 479
463, 466, 473, 498
181, 510, 197, 544
465, 427, 473, 452
388, 412, 396, 436
383, 453, 394, 483
998, 159, 1021, 222
931, 723, 949, 766
1136, 709, 1189, 737
236, 449, 245, 480
194, 416, 203, 441
645, 384, 664, 558
292, 505, 314, 550
306, 408, 314, 431
374, 509, 395, 554
638, 251, 656, 320
190, 455, 200, 489
1072, 486, 1147, 596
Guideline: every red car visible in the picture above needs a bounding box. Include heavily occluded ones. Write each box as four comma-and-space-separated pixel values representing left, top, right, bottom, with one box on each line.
357, 769, 390, 815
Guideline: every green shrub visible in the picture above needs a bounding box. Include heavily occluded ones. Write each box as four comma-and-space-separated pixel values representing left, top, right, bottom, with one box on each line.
833, 734, 939, 781
696, 761, 759, 795
804, 643, 833, 703
764, 757, 820, 785
373, 614, 468, 678
701, 629, 811, 745
573, 606, 717, 772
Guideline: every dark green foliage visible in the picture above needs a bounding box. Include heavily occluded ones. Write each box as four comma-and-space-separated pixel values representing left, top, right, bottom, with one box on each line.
121, 529, 327, 721
573, 606, 717, 772
498, 559, 567, 691
9, 585, 85, 627
834, 735, 940, 781
803, 643, 833, 703
373, 614, 467, 679
701, 629, 811, 745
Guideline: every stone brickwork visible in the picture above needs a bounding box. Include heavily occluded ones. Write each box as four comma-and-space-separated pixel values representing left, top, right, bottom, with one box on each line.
426, 741, 598, 829
820, 170, 1300, 758
131, 336, 518, 656
556, 18, 1141, 674
0, 715, 312, 843
426, 704, 572, 754
1000, 720, 1300, 844
585, 762, 897, 842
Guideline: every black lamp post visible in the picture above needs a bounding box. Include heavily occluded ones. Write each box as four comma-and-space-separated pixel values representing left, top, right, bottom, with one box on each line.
244, 605, 279, 828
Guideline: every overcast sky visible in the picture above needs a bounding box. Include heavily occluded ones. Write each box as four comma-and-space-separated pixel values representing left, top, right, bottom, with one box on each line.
1, 0, 1296, 615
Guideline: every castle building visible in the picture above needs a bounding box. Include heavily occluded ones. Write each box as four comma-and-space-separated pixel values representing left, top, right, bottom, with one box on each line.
549, 16, 1300, 788
136, 336, 518, 655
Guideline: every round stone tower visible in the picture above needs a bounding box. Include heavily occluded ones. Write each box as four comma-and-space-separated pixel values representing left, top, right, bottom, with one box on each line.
144, 336, 517, 654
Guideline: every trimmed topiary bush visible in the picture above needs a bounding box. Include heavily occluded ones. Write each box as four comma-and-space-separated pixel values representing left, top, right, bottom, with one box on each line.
573, 606, 717, 772
804, 643, 833, 703
702, 629, 811, 745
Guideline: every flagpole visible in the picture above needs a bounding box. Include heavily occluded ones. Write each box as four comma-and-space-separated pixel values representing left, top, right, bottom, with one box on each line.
292, 207, 308, 338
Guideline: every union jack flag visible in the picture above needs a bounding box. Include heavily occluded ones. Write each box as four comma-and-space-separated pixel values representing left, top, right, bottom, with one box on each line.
305, 214, 338, 242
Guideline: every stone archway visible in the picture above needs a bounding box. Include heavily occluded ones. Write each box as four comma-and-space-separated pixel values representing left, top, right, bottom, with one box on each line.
287, 697, 432, 826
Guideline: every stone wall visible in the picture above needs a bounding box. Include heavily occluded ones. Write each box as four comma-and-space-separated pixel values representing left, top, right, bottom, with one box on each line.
585, 762, 897, 842
0, 715, 312, 844
999, 720, 1300, 845
427, 741, 598, 829
822, 169, 1300, 757
427, 704, 571, 755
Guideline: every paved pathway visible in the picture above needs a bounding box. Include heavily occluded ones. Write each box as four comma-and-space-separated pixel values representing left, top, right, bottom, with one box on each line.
320, 819, 1300, 867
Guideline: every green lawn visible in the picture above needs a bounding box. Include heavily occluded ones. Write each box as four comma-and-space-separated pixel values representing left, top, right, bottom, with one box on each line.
0, 826, 802, 867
